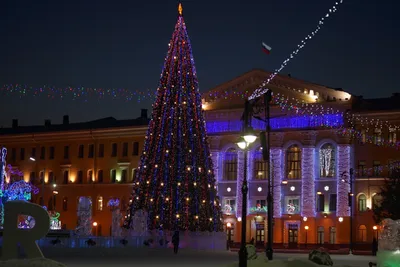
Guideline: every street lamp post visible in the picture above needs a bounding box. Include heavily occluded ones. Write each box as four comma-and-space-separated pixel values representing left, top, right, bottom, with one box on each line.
263, 90, 274, 260
304, 226, 309, 248
30, 157, 45, 206
227, 222, 232, 250
349, 168, 354, 255
237, 101, 257, 267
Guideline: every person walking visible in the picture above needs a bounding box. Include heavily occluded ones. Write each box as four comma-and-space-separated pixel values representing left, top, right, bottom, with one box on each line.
172, 230, 180, 254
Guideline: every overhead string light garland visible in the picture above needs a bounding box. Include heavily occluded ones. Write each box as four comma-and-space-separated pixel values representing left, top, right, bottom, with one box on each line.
250, 0, 344, 100
0, 84, 154, 101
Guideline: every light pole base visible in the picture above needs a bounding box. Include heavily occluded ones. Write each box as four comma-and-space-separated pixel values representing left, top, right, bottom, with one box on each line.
266, 247, 273, 260
238, 246, 248, 267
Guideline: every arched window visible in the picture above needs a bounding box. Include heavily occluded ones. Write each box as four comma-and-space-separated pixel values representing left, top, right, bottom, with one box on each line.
372, 194, 382, 210
97, 196, 103, 211
77, 171, 83, 184
329, 227, 336, 244
254, 147, 267, 180
224, 148, 238, 180
62, 197, 68, 211
63, 170, 69, 184
87, 170, 93, 183
110, 169, 117, 183
358, 194, 367, 212
48, 197, 54, 211
357, 225, 367, 242
319, 143, 335, 177
286, 145, 301, 179
317, 226, 324, 244
97, 170, 104, 183
38, 196, 43, 206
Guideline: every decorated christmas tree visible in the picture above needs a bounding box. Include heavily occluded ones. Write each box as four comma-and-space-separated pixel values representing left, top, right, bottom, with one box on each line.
124, 3, 223, 232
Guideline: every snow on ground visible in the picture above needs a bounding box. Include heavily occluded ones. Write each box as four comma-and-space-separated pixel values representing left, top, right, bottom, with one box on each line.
45, 248, 376, 267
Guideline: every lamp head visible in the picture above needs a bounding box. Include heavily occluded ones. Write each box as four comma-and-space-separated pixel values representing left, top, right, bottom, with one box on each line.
243, 127, 257, 144
236, 137, 247, 150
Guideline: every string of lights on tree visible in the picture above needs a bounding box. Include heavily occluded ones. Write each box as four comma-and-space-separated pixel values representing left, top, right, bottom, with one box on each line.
123, 4, 223, 232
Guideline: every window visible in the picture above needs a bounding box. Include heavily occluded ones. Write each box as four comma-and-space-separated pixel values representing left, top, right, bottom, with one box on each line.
48, 171, 54, 184
374, 128, 382, 145
329, 194, 337, 211
329, 227, 336, 244
389, 128, 397, 144
40, 146, 45, 160
30, 172, 35, 183
11, 148, 16, 161
77, 171, 83, 184
132, 168, 138, 181
357, 225, 367, 242
31, 148, 36, 159
223, 198, 236, 214
88, 144, 94, 158
98, 144, 104, 158
256, 199, 266, 208
78, 145, 84, 158
285, 196, 300, 214
132, 142, 139, 156
286, 145, 301, 179
98, 170, 104, 183
319, 143, 335, 177
224, 148, 238, 180
111, 143, 117, 157
39, 171, 44, 184
122, 142, 128, 157
87, 170, 93, 183
63, 170, 69, 184
64, 146, 69, 159
121, 169, 127, 183
111, 169, 116, 183
317, 194, 325, 212
97, 196, 103, 211
358, 194, 367, 212
317, 226, 324, 245
49, 147, 55, 159
38, 196, 43, 206
372, 194, 382, 210
373, 161, 381, 177
20, 148, 25, 160
254, 147, 267, 180
63, 197, 68, 211
48, 197, 54, 211
358, 160, 367, 177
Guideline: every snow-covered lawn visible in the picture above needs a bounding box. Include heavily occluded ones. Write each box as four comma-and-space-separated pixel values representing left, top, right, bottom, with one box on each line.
45, 248, 375, 267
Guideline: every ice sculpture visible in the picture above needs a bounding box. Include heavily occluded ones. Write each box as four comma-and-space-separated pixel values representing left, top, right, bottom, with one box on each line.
378, 219, 400, 267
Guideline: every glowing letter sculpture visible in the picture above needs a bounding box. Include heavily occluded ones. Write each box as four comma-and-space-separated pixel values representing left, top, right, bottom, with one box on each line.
2, 201, 50, 260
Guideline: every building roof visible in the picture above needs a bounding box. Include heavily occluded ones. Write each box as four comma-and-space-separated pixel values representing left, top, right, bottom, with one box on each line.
0, 115, 149, 136
352, 93, 400, 112
201, 69, 353, 111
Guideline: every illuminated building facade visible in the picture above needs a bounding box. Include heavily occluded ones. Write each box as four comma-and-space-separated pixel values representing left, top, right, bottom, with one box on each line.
1, 70, 399, 251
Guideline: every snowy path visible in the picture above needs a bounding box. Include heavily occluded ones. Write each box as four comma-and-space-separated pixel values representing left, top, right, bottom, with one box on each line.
48, 248, 376, 267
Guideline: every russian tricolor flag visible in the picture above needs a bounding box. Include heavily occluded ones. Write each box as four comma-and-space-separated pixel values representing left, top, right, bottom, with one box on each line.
262, 42, 272, 54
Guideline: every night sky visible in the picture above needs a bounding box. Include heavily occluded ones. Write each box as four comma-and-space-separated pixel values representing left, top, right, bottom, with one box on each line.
0, 0, 398, 127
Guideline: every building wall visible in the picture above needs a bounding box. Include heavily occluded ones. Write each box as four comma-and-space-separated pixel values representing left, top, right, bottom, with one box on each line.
2, 126, 147, 236
1, 115, 398, 248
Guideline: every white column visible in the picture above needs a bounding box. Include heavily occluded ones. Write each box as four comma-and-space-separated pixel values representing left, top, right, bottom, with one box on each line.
271, 148, 283, 218
301, 147, 316, 218
210, 151, 220, 183
236, 151, 244, 218
337, 145, 351, 217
